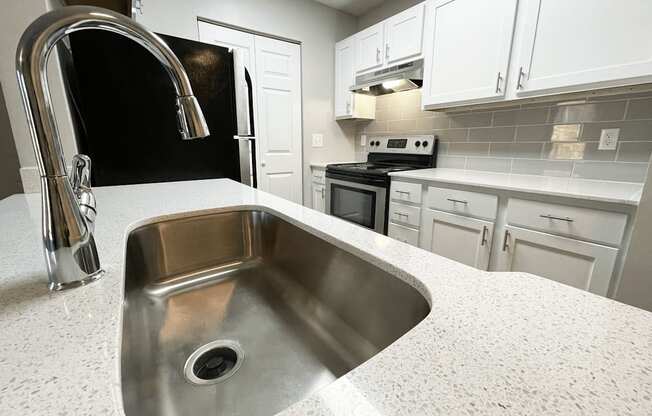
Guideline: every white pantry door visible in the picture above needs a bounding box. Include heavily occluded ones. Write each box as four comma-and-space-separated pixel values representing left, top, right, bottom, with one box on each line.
254, 37, 303, 204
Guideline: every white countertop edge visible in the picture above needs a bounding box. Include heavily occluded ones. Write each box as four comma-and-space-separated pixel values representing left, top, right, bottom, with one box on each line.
389, 168, 643, 206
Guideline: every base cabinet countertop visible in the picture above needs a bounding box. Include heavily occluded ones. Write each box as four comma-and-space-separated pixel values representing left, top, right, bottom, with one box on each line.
1, 179, 651, 415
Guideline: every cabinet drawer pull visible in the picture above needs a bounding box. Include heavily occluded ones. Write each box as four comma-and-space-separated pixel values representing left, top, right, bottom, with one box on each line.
501, 230, 510, 252
376, 48, 381, 63
394, 212, 409, 220
385, 43, 390, 60
495, 71, 502, 93
540, 214, 573, 222
516, 66, 525, 90
447, 198, 468, 205
395, 190, 411, 196
480, 225, 488, 246
321, 188, 325, 198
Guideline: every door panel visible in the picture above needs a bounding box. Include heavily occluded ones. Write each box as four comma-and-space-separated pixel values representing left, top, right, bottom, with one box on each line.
335, 37, 355, 117
421, 209, 493, 270
498, 226, 618, 296
356, 22, 384, 73
385, 3, 425, 65
255, 37, 303, 203
517, 0, 652, 95
422, 0, 518, 108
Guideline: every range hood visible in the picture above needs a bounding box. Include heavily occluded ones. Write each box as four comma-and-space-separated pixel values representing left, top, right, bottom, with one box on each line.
350, 60, 423, 96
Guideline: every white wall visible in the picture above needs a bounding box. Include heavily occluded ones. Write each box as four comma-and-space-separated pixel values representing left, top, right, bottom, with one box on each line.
134, 0, 358, 205
357, 0, 423, 30
616, 159, 652, 312
0, 0, 79, 193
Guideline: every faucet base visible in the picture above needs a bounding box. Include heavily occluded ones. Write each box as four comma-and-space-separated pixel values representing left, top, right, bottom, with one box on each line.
48, 268, 104, 291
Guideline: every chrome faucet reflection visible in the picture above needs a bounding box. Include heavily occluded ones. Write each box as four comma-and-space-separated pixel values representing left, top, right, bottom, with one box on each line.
16, 6, 210, 291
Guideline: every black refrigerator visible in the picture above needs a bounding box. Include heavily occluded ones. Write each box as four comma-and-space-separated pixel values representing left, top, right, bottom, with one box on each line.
61, 31, 256, 187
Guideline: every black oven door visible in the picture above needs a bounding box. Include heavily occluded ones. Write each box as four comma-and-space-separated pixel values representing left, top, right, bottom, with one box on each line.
325, 176, 387, 234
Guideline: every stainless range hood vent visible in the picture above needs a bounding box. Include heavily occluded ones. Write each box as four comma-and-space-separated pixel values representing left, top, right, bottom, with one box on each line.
350, 60, 423, 96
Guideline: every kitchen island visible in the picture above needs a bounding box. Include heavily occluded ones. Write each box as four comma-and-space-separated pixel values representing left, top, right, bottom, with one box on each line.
0, 179, 650, 415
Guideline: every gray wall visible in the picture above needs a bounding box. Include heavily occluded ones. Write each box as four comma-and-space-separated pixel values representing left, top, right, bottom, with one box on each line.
357, 0, 423, 30
355, 89, 652, 182
0, 83, 22, 199
616, 161, 652, 311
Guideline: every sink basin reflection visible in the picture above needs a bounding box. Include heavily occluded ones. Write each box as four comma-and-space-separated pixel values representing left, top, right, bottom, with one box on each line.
121, 209, 430, 416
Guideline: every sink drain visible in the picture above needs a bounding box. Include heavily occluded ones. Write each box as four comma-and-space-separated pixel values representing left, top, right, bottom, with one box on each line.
184, 340, 244, 385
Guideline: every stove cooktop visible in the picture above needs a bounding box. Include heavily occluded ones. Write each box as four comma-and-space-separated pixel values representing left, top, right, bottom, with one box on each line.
326, 162, 420, 176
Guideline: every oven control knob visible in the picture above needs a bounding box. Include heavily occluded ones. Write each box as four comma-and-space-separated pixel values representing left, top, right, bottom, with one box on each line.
415, 141, 421, 147
369, 141, 375, 147
375, 141, 380, 146
422, 141, 429, 147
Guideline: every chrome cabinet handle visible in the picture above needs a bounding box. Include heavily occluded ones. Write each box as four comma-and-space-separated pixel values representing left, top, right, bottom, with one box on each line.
495, 71, 502, 93
502, 230, 510, 252
385, 43, 390, 60
395, 190, 411, 197
540, 214, 574, 222
321, 188, 325, 199
346, 100, 351, 113
376, 48, 381, 63
516, 66, 525, 90
447, 198, 468, 205
394, 212, 409, 220
480, 225, 489, 246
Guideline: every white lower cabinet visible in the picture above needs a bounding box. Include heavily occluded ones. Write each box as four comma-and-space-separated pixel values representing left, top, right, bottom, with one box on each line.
496, 225, 618, 296
312, 184, 325, 213
388, 223, 420, 246
420, 209, 494, 270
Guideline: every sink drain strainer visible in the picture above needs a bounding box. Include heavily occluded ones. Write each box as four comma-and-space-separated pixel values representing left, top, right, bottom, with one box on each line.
184, 340, 244, 385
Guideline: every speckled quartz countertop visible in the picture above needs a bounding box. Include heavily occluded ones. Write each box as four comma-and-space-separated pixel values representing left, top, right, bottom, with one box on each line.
1, 179, 651, 415
390, 168, 644, 206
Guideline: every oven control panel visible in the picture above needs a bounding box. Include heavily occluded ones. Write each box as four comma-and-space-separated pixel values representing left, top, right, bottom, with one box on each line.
367, 135, 436, 155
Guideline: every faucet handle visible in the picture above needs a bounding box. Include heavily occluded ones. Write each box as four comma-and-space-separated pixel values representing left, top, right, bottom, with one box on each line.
71, 154, 92, 192
70, 154, 97, 231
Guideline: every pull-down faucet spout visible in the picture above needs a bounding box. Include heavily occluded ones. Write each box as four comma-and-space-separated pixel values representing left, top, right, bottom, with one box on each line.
16, 6, 210, 290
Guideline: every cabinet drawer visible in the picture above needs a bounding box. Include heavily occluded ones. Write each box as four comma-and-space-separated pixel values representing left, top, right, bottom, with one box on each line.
506, 199, 627, 246
311, 169, 325, 185
388, 223, 420, 246
389, 202, 421, 228
426, 186, 497, 220
390, 181, 422, 204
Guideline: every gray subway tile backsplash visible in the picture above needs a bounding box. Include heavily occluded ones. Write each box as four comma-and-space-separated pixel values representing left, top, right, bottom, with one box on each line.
358, 90, 652, 182
572, 161, 649, 182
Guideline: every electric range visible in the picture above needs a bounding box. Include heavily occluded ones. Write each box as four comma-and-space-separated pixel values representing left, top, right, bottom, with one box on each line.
325, 135, 437, 234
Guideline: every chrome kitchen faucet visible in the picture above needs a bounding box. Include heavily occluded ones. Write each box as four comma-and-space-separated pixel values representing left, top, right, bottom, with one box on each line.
16, 6, 210, 291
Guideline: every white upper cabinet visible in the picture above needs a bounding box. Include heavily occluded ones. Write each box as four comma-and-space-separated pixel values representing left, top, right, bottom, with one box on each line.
335, 36, 356, 117
384, 3, 426, 66
335, 36, 376, 120
515, 0, 652, 96
422, 0, 518, 109
356, 22, 385, 73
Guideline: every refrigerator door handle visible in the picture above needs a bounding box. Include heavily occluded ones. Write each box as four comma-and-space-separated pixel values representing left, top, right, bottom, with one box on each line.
233, 49, 252, 137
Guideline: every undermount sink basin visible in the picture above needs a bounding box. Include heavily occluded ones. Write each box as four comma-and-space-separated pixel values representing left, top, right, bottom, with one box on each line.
121, 209, 430, 416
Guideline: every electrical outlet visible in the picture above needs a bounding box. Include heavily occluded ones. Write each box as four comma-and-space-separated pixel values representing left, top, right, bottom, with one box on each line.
599, 128, 619, 150
312, 133, 324, 148
360, 135, 366, 146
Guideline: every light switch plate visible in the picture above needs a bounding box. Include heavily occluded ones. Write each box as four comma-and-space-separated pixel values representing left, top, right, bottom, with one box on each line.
360, 134, 366, 146
312, 133, 324, 148
599, 128, 619, 150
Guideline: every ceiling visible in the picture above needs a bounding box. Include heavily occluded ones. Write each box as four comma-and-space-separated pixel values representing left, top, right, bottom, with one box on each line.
313, 0, 386, 16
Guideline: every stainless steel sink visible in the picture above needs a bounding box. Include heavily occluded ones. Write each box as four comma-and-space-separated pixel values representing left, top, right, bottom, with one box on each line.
121, 209, 430, 416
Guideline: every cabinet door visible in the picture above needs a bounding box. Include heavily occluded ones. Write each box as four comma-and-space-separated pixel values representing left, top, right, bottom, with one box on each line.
312, 184, 325, 212
422, 0, 518, 108
420, 209, 494, 270
497, 226, 618, 296
384, 3, 425, 66
516, 0, 652, 96
356, 22, 385, 73
335, 37, 355, 118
